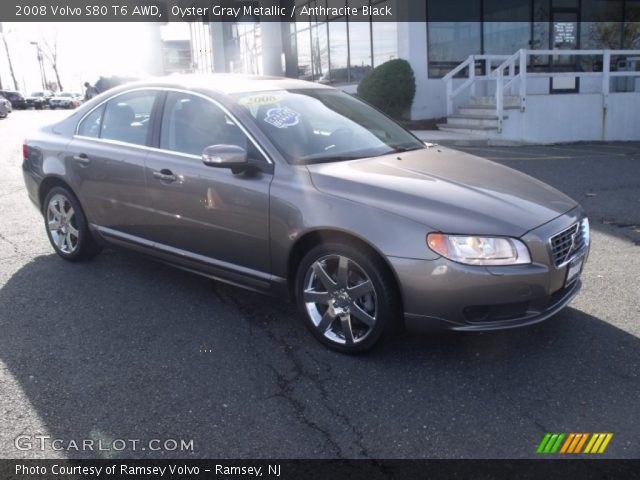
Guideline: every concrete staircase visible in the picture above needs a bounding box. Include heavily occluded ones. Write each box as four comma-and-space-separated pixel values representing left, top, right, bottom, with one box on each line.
438, 96, 521, 135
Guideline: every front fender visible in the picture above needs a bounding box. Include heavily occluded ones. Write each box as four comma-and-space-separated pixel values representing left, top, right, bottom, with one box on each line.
269, 166, 439, 278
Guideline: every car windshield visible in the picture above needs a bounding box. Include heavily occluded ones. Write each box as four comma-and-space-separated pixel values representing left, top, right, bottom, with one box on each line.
233, 89, 424, 164
31, 92, 44, 97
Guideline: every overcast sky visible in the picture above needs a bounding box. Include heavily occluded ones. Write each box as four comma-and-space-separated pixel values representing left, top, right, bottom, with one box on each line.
0, 22, 189, 94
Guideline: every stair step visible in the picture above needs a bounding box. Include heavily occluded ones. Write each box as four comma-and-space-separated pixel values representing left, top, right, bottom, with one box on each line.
446, 115, 501, 127
448, 114, 507, 120
470, 95, 520, 106
458, 105, 519, 117
462, 104, 520, 110
437, 123, 498, 132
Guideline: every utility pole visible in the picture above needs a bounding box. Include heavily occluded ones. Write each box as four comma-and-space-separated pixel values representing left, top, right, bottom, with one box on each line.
30, 41, 47, 90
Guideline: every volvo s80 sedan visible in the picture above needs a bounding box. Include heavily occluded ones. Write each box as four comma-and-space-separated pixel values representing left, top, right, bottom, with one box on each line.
22, 75, 590, 353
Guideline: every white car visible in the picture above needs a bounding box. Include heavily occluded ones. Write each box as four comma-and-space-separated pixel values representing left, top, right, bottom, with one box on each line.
49, 92, 80, 109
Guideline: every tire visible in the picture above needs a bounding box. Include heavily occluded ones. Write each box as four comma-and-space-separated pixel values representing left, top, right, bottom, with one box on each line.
295, 241, 400, 353
43, 186, 102, 262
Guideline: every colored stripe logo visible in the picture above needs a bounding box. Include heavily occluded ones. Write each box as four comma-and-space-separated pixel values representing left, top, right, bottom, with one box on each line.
537, 433, 613, 454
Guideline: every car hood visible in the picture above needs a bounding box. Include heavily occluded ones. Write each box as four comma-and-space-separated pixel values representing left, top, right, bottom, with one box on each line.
306, 147, 578, 237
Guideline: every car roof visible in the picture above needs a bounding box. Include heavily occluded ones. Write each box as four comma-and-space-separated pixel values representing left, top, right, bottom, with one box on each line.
111, 74, 333, 96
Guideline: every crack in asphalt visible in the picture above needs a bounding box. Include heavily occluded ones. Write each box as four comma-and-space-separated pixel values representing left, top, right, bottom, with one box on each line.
210, 282, 370, 459
0, 233, 21, 255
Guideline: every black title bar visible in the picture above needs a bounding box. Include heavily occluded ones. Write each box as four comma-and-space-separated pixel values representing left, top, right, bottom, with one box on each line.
0, 0, 636, 22
1, 459, 639, 480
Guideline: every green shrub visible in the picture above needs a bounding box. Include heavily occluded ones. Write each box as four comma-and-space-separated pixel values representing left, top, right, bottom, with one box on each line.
356, 59, 416, 119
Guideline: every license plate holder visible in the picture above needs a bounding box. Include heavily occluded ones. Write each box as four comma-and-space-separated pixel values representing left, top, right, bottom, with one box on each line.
565, 255, 584, 287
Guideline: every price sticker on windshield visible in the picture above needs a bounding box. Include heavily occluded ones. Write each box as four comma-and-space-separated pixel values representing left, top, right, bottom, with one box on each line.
263, 107, 300, 129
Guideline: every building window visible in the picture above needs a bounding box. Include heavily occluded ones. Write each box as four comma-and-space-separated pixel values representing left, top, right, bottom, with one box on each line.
372, 2, 397, 66
347, 21, 373, 81
483, 0, 531, 55
296, 22, 313, 79
329, 20, 349, 82
623, 0, 640, 48
311, 23, 329, 81
233, 23, 262, 75
428, 0, 640, 78
291, 1, 397, 84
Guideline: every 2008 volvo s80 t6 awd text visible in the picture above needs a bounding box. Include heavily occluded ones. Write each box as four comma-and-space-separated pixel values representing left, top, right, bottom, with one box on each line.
22, 75, 590, 353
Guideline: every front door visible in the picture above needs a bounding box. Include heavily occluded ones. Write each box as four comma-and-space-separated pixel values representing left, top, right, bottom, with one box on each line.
144, 91, 273, 275
550, 10, 580, 93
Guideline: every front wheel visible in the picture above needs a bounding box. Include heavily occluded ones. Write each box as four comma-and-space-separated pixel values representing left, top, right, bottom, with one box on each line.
295, 242, 400, 353
43, 186, 102, 262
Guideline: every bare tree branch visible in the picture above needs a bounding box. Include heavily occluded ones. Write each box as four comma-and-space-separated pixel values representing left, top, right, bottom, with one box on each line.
41, 33, 64, 92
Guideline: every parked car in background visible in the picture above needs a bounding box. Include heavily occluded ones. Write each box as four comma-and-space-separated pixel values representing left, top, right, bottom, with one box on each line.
49, 92, 81, 109
0, 95, 11, 118
22, 75, 590, 353
25, 90, 54, 109
0, 90, 27, 109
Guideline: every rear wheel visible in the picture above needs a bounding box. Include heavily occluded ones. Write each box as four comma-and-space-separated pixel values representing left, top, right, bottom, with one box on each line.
43, 186, 102, 262
295, 242, 400, 353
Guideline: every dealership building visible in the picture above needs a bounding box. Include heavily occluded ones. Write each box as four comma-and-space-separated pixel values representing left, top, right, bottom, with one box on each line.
189, 0, 640, 143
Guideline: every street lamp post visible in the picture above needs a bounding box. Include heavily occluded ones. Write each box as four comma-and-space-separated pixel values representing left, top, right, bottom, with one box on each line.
30, 41, 48, 90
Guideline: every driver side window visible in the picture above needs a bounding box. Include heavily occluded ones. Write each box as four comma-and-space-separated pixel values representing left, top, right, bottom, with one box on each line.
160, 92, 262, 160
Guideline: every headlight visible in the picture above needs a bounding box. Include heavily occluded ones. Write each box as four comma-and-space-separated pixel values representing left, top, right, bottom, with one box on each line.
427, 233, 531, 266
581, 217, 590, 247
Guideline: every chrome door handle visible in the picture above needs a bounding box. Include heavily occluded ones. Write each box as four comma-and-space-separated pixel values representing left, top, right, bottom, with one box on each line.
153, 170, 177, 183
72, 154, 90, 165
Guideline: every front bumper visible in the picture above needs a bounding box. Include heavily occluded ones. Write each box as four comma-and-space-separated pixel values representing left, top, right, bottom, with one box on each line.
50, 101, 73, 108
389, 208, 589, 332
25, 100, 45, 108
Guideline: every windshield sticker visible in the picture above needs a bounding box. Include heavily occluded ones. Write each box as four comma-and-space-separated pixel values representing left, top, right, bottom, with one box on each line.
238, 94, 283, 106
263, 107, 300, 129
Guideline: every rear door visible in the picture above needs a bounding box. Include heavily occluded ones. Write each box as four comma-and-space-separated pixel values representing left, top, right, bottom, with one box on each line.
66, 89, 160, 238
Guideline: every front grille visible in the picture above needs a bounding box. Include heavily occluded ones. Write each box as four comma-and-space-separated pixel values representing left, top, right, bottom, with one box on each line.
550, 222, 586, 267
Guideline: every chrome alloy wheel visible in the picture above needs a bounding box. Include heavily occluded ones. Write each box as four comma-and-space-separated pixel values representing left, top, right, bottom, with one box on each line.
303, 255, 377, 346
47, 194, 79, 254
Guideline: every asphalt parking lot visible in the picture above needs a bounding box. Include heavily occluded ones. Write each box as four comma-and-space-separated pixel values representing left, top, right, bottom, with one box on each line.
0, 110, 638, 459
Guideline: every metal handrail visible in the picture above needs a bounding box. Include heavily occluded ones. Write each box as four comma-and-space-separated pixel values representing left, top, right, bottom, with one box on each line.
443, 54, 511, 116
443, 49, 640, 133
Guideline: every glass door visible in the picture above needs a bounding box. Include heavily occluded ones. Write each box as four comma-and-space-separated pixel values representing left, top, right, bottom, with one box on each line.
550, 10, 580, 93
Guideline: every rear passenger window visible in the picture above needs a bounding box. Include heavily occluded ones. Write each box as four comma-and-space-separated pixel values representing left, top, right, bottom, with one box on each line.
100, 91, 156, 146
77, 105, 104, 138
160, 92, 261, 159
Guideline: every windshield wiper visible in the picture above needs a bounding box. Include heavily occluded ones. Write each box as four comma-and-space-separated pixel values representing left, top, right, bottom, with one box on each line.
391, 145, 425, 153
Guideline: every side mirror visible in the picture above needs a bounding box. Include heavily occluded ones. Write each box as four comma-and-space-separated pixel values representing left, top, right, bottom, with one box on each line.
202, 145, 248, 171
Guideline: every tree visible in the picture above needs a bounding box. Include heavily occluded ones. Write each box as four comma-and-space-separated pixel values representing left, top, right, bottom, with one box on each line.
41, 34, 63, 92
1, 31, 19, 91
357, 59, 416, 120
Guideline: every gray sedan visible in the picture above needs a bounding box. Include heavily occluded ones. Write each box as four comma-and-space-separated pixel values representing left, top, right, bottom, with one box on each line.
22, 75, 590, 353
